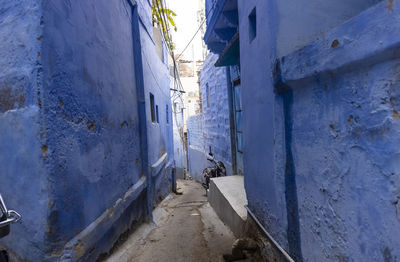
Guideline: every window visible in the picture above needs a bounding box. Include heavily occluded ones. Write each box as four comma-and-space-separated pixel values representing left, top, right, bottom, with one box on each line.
156, 105, 159, 123
249, 7, 257, 42
166, 104, 169, 124
206, 83, 210, 107
150, 93, 155, 122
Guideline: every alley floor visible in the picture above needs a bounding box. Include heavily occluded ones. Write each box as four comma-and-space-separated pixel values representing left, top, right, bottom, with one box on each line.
105, 180, 236, 262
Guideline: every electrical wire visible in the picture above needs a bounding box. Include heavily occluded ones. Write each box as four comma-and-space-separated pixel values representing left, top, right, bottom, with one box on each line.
153, 0, 185, 95
175, 0, 217, 61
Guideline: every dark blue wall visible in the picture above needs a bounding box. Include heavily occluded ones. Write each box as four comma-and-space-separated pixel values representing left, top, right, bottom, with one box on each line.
0, 1, 47, 261
0, 0, 173, 260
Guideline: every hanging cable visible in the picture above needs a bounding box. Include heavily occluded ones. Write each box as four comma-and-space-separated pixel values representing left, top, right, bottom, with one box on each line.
175, 0, 217, 61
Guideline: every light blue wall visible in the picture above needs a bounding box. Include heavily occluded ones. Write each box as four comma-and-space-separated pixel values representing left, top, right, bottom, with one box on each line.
200, 53, 233, 176
171, 89, 186, 175
0, 0, 173, 260
187, 114, 207, 182
187, 53, 233, 182
234, 0, 395, 261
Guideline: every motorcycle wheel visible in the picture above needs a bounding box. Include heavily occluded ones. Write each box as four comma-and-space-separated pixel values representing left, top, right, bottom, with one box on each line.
0, 251, 8, 262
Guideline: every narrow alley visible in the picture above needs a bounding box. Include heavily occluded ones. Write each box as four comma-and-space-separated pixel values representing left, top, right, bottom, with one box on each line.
1, 0, 400, 261
105, 180, 235, 262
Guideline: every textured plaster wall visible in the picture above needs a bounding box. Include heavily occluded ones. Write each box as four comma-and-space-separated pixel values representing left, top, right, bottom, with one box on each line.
0, 1, 47, 261
237, 0, 383, 260
289, 56, 400, 262
41, 1, 143, 253
277, 2, 400, 260
0, 0, 173, 260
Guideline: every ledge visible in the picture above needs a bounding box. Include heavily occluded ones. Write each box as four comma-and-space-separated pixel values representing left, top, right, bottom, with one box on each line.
208, 176, 247, 237
204, 0, 228, 44
277, 0, 400, 87
151, 153, 168, 177
60, 177, 147, 261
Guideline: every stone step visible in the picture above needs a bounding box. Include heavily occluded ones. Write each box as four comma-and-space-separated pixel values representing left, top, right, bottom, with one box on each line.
208, 175, 248, 237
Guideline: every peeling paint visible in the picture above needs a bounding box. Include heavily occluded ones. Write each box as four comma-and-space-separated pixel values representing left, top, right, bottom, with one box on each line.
0, 86, 26, 113
387, 0, 394, 12
87, 120, 96, 131
331, 39, 340, 48
41, 145, 48, 154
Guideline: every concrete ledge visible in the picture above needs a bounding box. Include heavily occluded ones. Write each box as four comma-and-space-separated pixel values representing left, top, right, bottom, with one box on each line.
208, 176, 247, 237
59, 177, 147, 261
278, 0, 400, 86
151, 153, 167, 177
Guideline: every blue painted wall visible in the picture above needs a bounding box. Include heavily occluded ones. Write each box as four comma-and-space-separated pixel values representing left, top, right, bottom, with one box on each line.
171, 89, 186, 177
205, 0, 400, 261
0, 1, 47, 261
0, 0, 173, 260
236, 0, 396, 261
187, 114, 208, 182
200, 53, 233, 176
276, 2, 400, 260
187, 53, 233, 182
138, 0, 174, 205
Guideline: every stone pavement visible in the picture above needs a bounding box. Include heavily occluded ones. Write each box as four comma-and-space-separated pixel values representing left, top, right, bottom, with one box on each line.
105, 179, 236, 262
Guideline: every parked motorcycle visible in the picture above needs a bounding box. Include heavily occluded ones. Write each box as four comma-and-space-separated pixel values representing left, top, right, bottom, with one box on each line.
0, 194, 21, 262
202, 153, 226, 195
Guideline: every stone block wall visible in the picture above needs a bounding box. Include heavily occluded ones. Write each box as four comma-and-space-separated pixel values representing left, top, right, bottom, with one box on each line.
186, 52, 234, 182
200, 53, 233, 176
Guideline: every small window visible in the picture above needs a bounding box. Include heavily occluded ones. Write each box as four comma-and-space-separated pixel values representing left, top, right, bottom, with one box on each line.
206, 83, 210, 107
150, 93, 155, 122
166, 104, 169, 124
249, 7, 257, 42
156, 105, 159, 123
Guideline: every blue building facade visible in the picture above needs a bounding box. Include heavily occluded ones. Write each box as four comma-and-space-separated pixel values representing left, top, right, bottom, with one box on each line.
204, 0, 400, 261
0, 0, 173, 261
186, 53, 234, 182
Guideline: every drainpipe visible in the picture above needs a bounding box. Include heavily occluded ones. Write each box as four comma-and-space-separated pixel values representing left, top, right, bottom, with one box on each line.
129, 1, 153, 220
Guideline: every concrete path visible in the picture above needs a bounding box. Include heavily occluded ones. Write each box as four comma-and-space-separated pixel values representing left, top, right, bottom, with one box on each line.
106, 179, 236, 262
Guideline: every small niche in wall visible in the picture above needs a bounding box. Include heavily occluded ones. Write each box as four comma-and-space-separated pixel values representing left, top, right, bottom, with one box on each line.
156, 105, 159, 123
206, 83, 210, 107
249, 7, 257, 42
150, 93, 155, 123
166, 104, 169, 124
